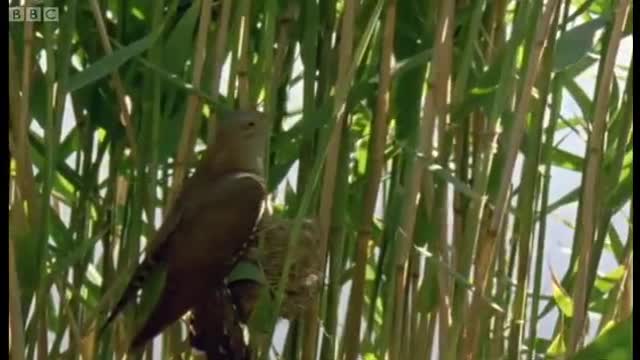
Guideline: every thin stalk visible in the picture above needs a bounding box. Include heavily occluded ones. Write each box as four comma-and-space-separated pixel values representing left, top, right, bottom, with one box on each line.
450, 0, 486, 274
462, 0, 559, 357
301, 0, 355, 357
167, 0, 213, 208
526, 1, 572, 357
225, 1, 241, 101
489, 234, 507, 360
255, 2, 384, 358
235, 0, 252, 108
254, 0, 278, 105
321, 120, 351, 360
568, 0, 630, 352
206, 0, 233, 146
445, 0, 517, 354
9, 233, 25, 360
263, 3, 297, 195
617, 207, 632, 320
296, 0, 320, 191
430, 0, 456, 352
597, 248, 632, 333
36, 2, 79, 358
585, 54, 633, 308
342, 0, 396, 358
8, 35, 38, 225
390, 1, 455, 359
527, 63, 564, 360
146, 1, 168, 356
411, 1, 486, 358
89, 0, 139, 165
68, 102, 96, 353
507, 3, 560, 356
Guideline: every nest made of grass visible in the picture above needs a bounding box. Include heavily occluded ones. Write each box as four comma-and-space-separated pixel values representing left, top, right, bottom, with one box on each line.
257, 215, 323, 319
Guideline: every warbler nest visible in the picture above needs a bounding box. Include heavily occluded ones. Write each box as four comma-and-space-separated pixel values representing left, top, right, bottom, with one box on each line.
257, 215, 323, 319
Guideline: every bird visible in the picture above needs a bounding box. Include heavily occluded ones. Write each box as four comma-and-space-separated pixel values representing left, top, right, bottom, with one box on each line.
99, 109, 270, 352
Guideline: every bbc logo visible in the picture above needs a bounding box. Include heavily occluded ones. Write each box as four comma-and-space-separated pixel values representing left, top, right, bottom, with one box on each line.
9, 6, 59, 22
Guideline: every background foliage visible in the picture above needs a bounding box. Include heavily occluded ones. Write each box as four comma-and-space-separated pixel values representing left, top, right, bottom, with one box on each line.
8, 0, 632, 359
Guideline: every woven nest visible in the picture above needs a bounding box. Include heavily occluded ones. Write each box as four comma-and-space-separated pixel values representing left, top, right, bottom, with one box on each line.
256, 215, 323, 319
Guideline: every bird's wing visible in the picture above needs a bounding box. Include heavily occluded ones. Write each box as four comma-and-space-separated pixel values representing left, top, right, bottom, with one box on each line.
128, 172, 266, 351
100, 172, 265, 337
98, 180, 191, 335
98, 214, 177, 335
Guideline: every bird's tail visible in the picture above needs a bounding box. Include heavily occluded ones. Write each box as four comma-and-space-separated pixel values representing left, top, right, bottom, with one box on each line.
97, 257, 158, 336
97, 289, 132, 336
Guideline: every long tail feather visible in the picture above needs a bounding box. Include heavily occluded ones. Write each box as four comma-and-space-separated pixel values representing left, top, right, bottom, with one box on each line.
98, 255, 159, 335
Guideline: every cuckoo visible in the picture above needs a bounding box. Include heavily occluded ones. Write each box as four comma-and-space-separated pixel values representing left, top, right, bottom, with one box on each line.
100, 109, 269, 352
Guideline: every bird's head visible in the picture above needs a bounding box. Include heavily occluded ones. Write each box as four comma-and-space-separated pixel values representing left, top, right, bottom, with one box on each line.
204, 109, 270, 176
